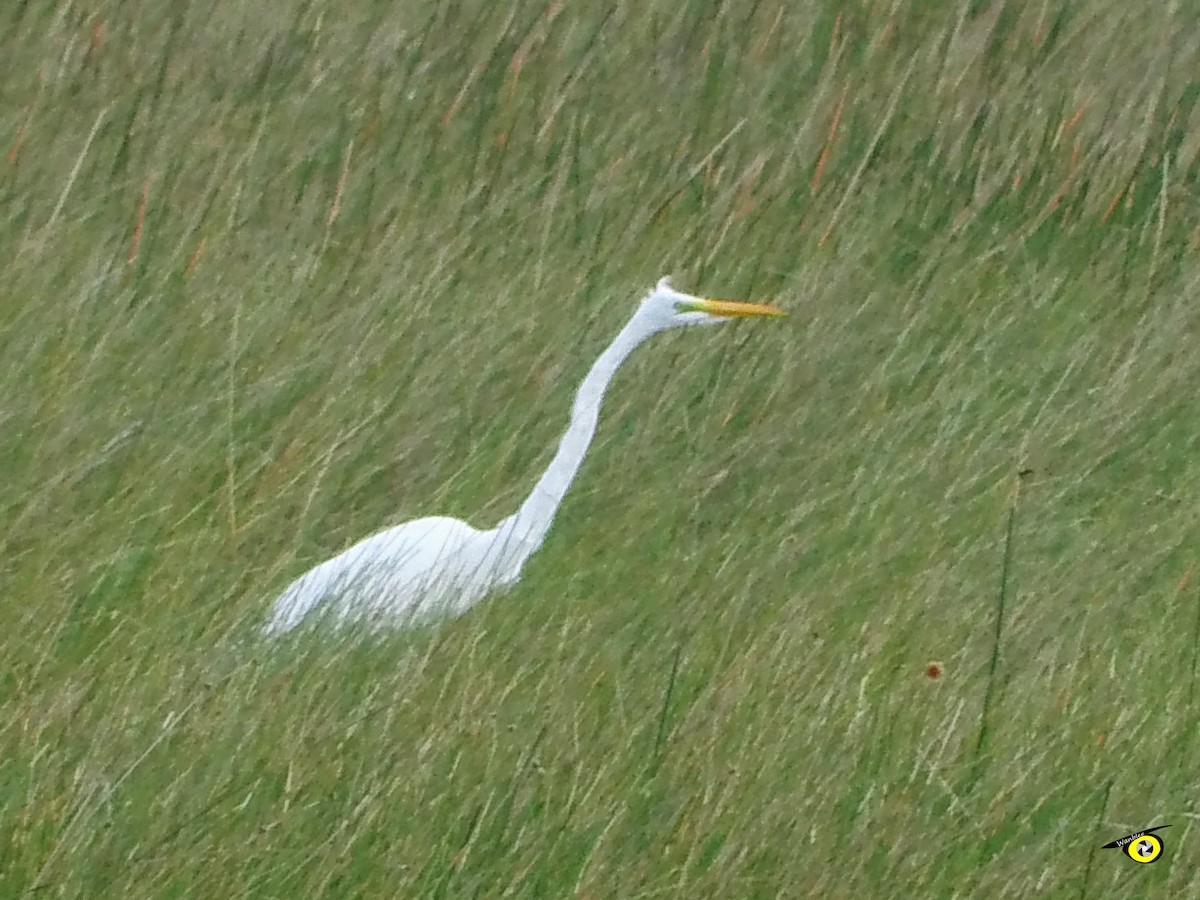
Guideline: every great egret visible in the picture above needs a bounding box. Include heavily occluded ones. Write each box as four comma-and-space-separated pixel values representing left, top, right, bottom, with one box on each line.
263, 277, 785, 635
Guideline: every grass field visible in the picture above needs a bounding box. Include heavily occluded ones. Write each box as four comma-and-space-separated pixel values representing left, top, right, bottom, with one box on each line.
4, 0, 1200, 896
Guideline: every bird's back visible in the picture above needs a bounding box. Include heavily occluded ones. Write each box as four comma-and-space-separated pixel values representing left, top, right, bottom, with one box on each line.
263, 515, 507, 635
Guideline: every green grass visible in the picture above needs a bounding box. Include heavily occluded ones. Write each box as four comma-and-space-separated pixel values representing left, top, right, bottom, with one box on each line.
4, 0, 1200, 896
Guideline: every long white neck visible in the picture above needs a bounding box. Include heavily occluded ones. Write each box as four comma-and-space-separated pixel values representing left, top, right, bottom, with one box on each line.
500, 312, 658, 555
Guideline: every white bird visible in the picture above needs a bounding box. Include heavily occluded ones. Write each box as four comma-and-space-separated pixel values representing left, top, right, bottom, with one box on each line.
263, 277, 785, 636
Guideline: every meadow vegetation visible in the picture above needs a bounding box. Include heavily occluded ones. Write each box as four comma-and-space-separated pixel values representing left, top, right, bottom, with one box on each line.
3, 0, 1200, 896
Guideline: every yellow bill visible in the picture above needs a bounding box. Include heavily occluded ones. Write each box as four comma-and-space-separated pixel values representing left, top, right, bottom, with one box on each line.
689, 298, 787, 318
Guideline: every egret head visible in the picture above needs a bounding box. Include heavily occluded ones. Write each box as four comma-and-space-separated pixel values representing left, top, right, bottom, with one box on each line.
638, 277, 786, 332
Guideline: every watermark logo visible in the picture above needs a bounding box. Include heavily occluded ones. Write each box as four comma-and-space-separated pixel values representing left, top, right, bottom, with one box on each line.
1100, 825, 1171, 864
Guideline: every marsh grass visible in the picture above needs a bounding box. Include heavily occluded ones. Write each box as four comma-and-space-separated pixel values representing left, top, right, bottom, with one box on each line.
4, 0, 1200, 896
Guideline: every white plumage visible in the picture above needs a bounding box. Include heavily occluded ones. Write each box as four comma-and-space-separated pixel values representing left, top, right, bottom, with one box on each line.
263, 277, 784, 635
